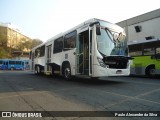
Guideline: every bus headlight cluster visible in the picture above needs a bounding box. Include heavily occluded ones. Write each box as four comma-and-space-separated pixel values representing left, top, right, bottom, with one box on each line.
97, 57, 106, 68
127, 60, 131, 68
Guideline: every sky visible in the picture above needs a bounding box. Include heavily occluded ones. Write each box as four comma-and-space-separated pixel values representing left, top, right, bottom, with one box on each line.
0, 0, 160, 42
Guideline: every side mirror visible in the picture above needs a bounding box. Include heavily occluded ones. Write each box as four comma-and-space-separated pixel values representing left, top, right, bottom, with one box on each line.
96, 26, 101, 35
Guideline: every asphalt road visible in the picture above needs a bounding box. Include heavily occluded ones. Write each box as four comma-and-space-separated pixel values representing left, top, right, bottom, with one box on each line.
0, 70, 160, 120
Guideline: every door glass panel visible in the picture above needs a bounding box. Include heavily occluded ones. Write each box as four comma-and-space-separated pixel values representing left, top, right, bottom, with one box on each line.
47, 45, 52, 71
77, 30, 90, 75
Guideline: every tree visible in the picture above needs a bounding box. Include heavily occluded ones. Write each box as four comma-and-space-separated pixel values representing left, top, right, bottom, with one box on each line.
31, 39, 43, 48
0, 37, 43, 59
0, 33, 7, 47
0, 47, 10, 58
16, 38, 43, 51
25, 40, 32, 50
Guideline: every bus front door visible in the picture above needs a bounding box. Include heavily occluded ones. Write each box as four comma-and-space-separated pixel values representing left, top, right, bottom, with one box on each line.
76, 30, 92, 76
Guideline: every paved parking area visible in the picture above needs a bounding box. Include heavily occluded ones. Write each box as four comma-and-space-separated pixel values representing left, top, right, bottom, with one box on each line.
0, 71, 160, 120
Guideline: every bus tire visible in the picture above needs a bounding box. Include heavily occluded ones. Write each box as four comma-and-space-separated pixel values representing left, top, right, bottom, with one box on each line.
35, 66, 41, 75
63, 64, 71, 79
51, 66, 55, 76
91, 77, 99, 80
145, 65, 155, 77
11, 67, 14, 71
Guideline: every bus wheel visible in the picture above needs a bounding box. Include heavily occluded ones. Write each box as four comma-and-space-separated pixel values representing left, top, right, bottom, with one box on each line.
63, 64, 71, 79
11, 67, 14, 71
35, 66, 40, 75
145, 67, 155, 77
51, 66, 55, 76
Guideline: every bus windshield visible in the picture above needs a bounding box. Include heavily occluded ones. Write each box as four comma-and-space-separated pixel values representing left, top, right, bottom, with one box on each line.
97, 28, 128, 57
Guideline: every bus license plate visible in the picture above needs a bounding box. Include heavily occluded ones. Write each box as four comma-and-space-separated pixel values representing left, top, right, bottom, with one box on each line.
116, 70, 122, 74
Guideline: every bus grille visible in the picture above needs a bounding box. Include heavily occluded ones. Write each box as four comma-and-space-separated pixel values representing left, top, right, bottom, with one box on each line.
103, 56, 129, 69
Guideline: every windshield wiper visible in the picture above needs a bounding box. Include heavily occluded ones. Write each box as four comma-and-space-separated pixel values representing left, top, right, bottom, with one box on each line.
105, 28, 116, 44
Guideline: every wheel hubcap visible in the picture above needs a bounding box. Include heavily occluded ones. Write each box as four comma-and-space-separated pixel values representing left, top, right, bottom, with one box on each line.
65, 68, 70, 78
150, 69, 155, 75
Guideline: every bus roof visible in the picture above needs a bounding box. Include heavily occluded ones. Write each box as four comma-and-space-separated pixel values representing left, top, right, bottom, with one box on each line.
45, 18, 123, 43
31, 18, 124, 50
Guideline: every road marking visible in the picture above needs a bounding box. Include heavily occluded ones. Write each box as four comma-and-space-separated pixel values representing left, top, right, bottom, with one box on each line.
137, 98, 160, 105
97, 91, 160, 110
87, 87, 160, 110
135, 88, 160, 97
54, 86, 160, 106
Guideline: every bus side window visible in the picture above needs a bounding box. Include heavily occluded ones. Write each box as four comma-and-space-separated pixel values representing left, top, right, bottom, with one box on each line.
156, 47, 160, 54
40, 45, 45, 57
53, 37, 63, 53
64, 31, 76, 49
129, 44, 142, 56
155, 47, 160, 59
143, 48, 155, 55
35, 47, 40, 58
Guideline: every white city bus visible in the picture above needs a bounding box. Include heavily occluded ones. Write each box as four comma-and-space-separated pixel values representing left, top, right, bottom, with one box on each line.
29, 18, 132, 79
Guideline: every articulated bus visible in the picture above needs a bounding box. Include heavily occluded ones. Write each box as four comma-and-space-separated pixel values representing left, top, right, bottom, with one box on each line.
0, 59, 29, 70
29, 18, 132, 79
128, 39, 160, 76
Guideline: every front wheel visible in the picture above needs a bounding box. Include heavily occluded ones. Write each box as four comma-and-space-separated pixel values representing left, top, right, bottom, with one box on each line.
145, 67, 155, 77
63, 64, 71, 79
11, 67, 14, 71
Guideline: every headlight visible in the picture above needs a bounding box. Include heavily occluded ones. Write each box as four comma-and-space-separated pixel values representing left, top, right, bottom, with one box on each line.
97, 57, 106, 68
127, 60, 131, 68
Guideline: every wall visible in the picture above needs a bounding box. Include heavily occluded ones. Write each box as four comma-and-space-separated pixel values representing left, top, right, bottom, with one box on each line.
128, 17, 160, 41
116, 9, 160, 42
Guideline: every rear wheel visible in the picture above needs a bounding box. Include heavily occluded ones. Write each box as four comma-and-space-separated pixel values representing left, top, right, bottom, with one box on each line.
11, 67, 14, 71
35, 66, 41, 75
91, 77, 99, 80
51, 66, 55, 76
63, 64, 71, 79
145, 66, 155, 77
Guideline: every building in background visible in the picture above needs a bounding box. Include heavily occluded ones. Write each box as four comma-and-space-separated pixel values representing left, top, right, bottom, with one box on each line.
0, 22, 33, 59
116, 8, 160, 43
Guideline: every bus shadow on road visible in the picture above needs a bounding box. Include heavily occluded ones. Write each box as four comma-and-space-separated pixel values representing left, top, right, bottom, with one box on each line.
130, 74, 160, 79
69, 77, 125, 85
28, 72, 126, 86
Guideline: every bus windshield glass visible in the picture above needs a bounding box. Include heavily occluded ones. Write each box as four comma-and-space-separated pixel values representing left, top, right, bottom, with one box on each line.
97, 27, 128, 57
